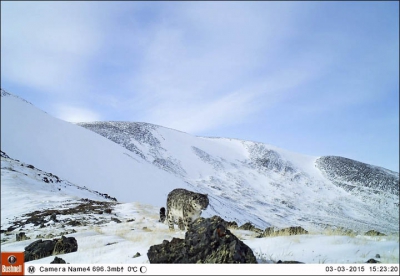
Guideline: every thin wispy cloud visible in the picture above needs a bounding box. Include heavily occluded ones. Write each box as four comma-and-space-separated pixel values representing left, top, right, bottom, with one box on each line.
54, 104, 102, 123
1, 1, 398, 171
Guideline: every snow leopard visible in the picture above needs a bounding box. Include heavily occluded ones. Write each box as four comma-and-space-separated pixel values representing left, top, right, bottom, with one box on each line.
166, 188, 209, 231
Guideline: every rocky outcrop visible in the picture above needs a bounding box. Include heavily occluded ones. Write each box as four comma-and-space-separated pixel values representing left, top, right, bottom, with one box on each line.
24, 236, 77, 262
238, 222, 263, 233
147, 216, 257, 263
259, 226, 309, 237
277, 260, 304, 264
364, 230, 386, 236
1, 150, 10, 158
50, 257, 67, 264
16, 232, 30, 241
366, 258, 380, 263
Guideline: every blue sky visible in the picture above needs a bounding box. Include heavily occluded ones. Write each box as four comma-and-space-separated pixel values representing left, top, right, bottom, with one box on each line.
1, 1, 399, 172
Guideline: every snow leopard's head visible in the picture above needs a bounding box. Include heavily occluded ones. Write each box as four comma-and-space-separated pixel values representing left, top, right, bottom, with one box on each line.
192, 193, 209, 210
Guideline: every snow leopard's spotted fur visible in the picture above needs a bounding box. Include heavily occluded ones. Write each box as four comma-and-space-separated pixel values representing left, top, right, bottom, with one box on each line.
166, 188, 209, 231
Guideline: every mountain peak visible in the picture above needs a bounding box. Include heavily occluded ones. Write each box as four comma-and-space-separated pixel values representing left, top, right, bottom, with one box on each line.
1, 88, 33, 105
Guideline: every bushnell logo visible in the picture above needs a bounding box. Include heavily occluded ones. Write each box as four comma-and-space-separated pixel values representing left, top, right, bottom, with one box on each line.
1, 252, 24, 276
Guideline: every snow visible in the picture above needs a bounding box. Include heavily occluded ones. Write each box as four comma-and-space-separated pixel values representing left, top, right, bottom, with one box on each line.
1, 159, 398, 264
1, 93, 191, 207
1, 185, 398, 264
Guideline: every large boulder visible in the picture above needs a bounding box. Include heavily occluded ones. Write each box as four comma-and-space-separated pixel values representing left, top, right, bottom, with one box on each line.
147, 215, 257, 263
24, 236, 77, 262
25, 239, 56, 262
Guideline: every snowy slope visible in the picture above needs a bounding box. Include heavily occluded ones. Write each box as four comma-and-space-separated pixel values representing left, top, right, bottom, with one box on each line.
1, 90, 191, 208
77, 121, 399, 233
1, 89, 399, 234
1, 151, 116, 231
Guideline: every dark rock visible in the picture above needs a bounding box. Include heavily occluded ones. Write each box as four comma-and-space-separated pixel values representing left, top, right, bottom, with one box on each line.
133, 252, 141, 258
277, 260, 304, 264
25, 239, 56, 262
365, 230, 386, 236
4, 226, 15, 233
366, 258, 380, 263
50, 213, 58, 222
111, 217, 122, 223
24, 236, 78, 262
104, 209, 112, 214
147, 216, 257, 263
27, 165, 35, 169
25, 214, 46, 226
1, 150, 10, 158
51, 257, 66, 264
67, 220, 82, 227
16, 232, 30, 241
375, 254, 380, 258
148, 238, 186, 263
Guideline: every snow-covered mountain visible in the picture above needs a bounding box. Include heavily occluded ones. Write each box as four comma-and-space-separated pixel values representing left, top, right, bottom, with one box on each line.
2, 150, 398, 264
1, 89, 398, 234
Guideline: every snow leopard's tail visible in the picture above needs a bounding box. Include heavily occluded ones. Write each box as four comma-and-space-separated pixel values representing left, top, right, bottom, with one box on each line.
159, 207, 166, 223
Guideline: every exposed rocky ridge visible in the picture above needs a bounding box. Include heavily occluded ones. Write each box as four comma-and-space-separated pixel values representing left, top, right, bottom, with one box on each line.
246, 143, 298, 176
77, 121, 158, 160
316, 156, 399, 196
77, 121, 187, 176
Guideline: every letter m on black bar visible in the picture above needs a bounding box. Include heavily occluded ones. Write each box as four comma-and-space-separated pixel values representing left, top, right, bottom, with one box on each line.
28, 266, 36, 274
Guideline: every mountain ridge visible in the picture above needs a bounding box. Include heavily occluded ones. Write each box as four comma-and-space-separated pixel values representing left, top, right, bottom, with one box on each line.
1, 89, 399, 233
